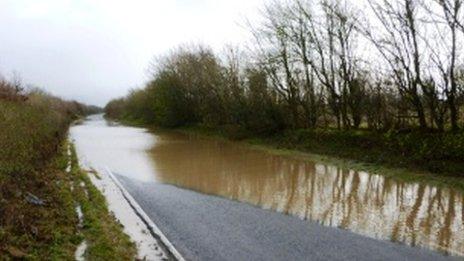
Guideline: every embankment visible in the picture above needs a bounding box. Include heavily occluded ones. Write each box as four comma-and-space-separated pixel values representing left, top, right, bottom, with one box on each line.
0, 86, 135, 259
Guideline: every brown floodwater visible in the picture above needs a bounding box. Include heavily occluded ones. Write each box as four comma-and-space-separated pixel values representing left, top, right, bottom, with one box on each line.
71, 115, 464, 256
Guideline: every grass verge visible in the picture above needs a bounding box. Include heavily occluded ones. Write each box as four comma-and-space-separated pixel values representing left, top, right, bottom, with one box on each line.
110, 117, 464, 191
176, 125, 464, 192
68, 142, 137, 260
1, 141, 80, 260
0, 141, 136, 260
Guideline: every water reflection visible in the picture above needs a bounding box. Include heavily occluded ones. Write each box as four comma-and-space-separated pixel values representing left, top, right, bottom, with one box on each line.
71, 115, 157, 182
71, 116, 464, 256
149, 132, 464, 256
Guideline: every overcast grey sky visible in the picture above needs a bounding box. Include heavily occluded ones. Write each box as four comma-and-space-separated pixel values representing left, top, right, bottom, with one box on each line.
0, 0, 264, 106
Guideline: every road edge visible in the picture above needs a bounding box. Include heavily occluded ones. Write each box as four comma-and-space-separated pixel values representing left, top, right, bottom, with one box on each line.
104, 167, 185, 261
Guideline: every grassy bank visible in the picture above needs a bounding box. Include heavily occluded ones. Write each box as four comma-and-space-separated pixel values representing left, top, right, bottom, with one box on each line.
0, 140, 136, 260
0, 141, 80, 259
68, 143, 136, 260
175, 125, 464, 191
106, 114, 464, 191
0, 87, 135, 259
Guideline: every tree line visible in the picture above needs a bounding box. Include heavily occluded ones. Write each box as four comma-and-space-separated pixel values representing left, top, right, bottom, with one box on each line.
106, 0, 464, 134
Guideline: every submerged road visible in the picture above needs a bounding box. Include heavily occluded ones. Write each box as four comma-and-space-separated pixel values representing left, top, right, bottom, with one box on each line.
117, 175, 458, 261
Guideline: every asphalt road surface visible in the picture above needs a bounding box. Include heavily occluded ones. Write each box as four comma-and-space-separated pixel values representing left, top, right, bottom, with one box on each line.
117, 175, 460, 261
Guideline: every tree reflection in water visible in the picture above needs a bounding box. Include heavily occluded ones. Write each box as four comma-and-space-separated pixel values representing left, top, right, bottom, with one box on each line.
149, 132, 464, 256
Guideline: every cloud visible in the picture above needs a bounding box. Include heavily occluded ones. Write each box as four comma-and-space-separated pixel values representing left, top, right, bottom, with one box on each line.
0, 0, 264, 106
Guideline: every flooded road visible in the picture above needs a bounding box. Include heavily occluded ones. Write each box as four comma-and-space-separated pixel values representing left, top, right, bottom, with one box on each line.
71, 115, 464, 258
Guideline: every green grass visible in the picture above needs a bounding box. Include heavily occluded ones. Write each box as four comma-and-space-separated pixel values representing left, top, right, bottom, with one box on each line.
0, 140, 137, 260
105, 116, 464, 191
0, 88, 128, 259
68, 143, 137, 260
103, 111, 464, 193
0, 100, 69, 176
177, 125, 464, 192
0, 142, 81, 260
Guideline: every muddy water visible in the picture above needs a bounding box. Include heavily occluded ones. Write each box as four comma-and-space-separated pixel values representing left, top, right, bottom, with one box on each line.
72, 115, 464, 256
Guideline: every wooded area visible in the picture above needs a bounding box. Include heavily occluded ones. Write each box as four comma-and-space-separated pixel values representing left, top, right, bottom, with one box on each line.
107, 0, 464, 132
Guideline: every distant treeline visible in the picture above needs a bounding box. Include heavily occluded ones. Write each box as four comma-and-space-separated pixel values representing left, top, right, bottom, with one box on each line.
0, 74, 101, 176
106, 0, 464, 134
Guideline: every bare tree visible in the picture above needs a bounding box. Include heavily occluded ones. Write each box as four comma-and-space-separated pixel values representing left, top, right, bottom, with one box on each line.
428, 0, 463, 130
286, 3, 322, 127
223, 45, 248, 125
251, 1, 303, 128
294, 0, 362, 129
362, 0, 428, 129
